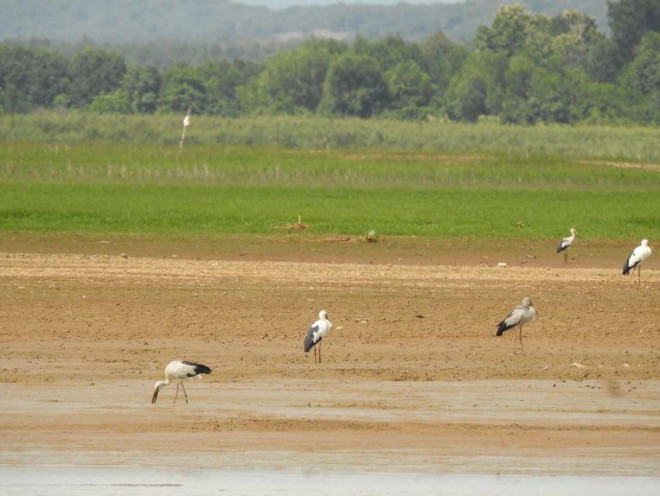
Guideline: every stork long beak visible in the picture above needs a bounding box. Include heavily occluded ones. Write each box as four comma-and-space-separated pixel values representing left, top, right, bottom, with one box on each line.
151, 388, 159, 404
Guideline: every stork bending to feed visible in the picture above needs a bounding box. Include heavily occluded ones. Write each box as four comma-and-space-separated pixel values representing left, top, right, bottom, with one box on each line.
622, 239, 652, 284
304, 310, 332, 364
151, 360, 212, 404
556, 228, 578, 263
495, 297, 537, 354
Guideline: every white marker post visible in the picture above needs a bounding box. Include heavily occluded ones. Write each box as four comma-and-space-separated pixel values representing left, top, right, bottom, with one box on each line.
180, 108, 191, 148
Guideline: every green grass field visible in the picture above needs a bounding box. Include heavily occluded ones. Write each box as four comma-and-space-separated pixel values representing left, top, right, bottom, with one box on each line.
0, 183, 657, 240
1, 115, 659, 241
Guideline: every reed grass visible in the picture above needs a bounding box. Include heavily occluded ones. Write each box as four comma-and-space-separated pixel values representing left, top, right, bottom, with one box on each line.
2, 142, 658, 191
2, 113, 660, 162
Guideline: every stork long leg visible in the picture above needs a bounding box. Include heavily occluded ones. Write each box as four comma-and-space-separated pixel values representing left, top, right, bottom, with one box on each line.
314, 346, 318, 364
638, 264, 642, 285
512, 329, 517, 354
319, 342, 322, 364
564, 252, 568, 263
519, 324, 525, 354
181, 382, 189, 404
174, 382, 180, 404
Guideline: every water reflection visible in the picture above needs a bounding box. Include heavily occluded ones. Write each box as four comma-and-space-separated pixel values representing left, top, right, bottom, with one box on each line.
2, 466, 658, 496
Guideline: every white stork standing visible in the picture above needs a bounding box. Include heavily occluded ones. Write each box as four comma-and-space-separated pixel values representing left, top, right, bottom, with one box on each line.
304, 310, 332, 364
622, 239, 652, 284
495, 297, 537, 354
151, 360, 211, 404
556, 228, 578, 263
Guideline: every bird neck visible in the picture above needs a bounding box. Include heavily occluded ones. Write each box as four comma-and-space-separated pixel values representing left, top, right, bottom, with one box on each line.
155, 380, 169, 390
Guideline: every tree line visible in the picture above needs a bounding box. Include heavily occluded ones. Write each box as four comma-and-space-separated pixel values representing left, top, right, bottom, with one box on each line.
1, 1, 658, 124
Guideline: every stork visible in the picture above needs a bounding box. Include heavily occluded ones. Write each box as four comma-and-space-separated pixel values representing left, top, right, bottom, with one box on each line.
556, 228, 577, 263
304, 310, 332, 364
622, 239, 652, 284
151, 360, 211, 404
496, 297, 537, 354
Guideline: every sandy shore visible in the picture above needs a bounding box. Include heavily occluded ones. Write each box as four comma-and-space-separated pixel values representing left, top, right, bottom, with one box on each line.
0, 242, 658, 476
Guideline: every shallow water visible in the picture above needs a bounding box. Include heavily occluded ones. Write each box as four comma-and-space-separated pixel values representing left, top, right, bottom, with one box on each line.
2, 466, 658, 496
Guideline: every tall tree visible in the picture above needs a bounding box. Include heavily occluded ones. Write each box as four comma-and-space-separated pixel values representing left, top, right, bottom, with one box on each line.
160, 63, 207, 113
625, 30, 660, 123
627, 31, 660, 94
122, 65, 161, 114
356, 36, 423, 72
475, 5, 538, 56
419, 31, 468, 95
0, 46, 70, 112
319, 53, 389, 118
70, 48, 126, 107
198, 61, 242, 116
259, 39, 347, 113
607, 0, 660, 61
386, 60, 434, 116
586, 38, 621, 83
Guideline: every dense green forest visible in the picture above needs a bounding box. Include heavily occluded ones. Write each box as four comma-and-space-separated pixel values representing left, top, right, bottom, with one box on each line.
1, 0, 659, 124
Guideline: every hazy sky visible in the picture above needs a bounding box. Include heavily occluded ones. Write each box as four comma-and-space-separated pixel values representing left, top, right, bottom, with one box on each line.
237, 1, 465, 8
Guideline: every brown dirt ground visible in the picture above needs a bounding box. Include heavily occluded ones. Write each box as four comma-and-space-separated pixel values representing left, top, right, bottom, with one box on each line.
0, 234, 658, 475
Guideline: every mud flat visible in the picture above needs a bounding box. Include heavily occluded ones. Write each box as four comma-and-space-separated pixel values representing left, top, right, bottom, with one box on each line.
0, 249, 658, 486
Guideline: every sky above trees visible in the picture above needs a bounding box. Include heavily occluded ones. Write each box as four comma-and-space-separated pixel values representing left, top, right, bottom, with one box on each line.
237, 0, 463, 7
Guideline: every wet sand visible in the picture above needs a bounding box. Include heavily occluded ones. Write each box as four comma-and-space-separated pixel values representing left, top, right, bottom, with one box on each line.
0, 237, 658, 481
